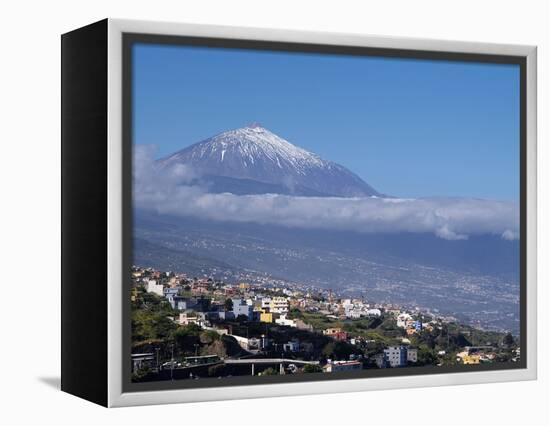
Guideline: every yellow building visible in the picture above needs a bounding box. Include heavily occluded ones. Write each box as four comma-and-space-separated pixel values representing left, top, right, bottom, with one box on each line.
462, 354, 481, 365
239, 282, 251, 291
260, 311, 273, 323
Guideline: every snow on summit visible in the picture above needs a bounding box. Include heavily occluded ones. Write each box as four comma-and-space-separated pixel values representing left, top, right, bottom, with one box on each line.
156, 124, 381, 198
161, 123, 324, 170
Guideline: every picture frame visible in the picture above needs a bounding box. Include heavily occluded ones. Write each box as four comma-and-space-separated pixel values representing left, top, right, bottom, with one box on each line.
61, 18, 537, 407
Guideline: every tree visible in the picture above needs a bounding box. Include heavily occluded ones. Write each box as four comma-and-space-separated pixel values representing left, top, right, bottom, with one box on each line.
201, 340, 227, 358
172, 325, 201, 355
260, 367, 279, 376
303, 364, 322, 373
200, 330, 220, 345
455, 333, 472, 348
363, 340, 385, 358
131, 290, 178, 343
322, 341, 356, 360
416, 345, 437, 366
503, 332, 515, 347
236, 314, 249, 323
224, 298, 234, 311
416, 329, 437, 349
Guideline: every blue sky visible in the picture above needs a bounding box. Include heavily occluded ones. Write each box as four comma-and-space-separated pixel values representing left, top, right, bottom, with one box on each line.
133, 43, 520, 200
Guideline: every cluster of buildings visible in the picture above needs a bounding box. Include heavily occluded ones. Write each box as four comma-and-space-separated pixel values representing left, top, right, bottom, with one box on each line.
143, 278, 388, 336
213, 330, 304, 355
455, 346, 501, 365
171, 294, 295, 325
131, 266, 475, 373
293, 294, 389, 321
137, 268, 313, 329
396, 312, 435, 336
341, 299, 382, 319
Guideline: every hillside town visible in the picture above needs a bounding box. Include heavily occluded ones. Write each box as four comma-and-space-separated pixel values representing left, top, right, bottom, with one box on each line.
131, 266, 520, 382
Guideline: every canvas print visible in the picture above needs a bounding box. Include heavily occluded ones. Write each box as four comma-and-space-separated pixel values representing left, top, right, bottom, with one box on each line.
130, 42, 521, 384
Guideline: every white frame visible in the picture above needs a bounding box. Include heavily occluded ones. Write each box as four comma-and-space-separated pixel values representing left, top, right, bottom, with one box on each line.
106, 18, 537, 407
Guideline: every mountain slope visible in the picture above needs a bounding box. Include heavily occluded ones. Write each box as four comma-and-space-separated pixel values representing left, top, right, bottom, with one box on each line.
156, 123, 381, 197
134, 211, 520, 333
133, 237, 245, 278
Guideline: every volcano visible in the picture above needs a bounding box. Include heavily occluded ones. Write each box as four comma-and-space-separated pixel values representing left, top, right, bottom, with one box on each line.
156, 123, 381, 197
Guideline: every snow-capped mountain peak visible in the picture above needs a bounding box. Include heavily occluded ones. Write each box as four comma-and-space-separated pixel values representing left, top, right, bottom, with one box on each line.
200, 124, 324, 170
157, 125, 380, 198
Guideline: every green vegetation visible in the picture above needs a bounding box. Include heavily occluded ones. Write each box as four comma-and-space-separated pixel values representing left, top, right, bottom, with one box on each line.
259, 367, 279, 376
291, 309, 405, 347
132, 287, 178, 343
131, 287, 243, 363
224, 298, 233, 311
289, 309, 342, 330
343, 317, 403, 344
303, 364, 323, 373
322, 341, 360, 360
503, 332, 515, 347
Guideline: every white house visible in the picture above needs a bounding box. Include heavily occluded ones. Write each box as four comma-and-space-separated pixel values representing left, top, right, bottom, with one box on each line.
407, 347, 418, 363
146, 279, 164, 297
275, 314, 297, 327
261, 297, 271, 310
346, 310, 363, 319
396, 313, 413, 328
262, 296, 289, 314
178, 313, 199, 326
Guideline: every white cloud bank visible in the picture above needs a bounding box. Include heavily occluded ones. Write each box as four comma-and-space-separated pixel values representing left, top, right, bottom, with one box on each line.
134, 145, 519, 241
